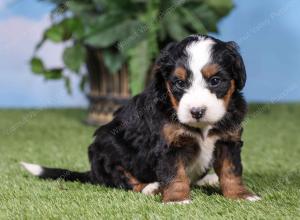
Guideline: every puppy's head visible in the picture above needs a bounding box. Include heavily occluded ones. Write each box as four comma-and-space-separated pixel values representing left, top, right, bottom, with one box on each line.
156, 35, 246, 128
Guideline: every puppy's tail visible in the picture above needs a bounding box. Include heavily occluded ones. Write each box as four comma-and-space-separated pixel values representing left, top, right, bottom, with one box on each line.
20, 162, 91, 183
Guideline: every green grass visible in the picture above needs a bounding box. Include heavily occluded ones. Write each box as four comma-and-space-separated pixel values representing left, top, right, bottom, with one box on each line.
0, 104, 300, 219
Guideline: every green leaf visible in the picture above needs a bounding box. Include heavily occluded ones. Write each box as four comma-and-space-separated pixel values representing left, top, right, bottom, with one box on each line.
30, 57, 45, 74
179, 8, 207, 34
61, 18, 85, 39
45, 24, 65, 43
44, 68, 63, 80
191, 5, 219, 32
116, 29, 145, 54
142, 0, 159, 58
92, 0, 132, 11
102, 50, 124, 74
79, 74, 88, 92
84, 12, 124, 34
44, 18, 84, 43
64, 76, 72, 94
128, 40, 150, 95
206, 0, 234, 16
85, 19, 140, 48
67, 1, 94, 15
63, 44, 86, 73
163, 11, 189, 41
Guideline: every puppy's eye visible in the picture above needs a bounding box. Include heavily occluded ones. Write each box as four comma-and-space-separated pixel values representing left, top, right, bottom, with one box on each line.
209, 77, 221, 87
175, 80, 185, 89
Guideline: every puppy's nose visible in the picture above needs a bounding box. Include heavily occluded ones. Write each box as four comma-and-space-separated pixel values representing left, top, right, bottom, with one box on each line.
190, 107, 206, 120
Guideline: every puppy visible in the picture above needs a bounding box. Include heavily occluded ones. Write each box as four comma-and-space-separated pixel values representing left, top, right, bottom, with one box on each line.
21, 35, 260, 204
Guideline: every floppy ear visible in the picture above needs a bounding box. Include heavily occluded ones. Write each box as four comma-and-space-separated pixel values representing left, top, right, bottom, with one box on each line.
155, 42, 178, 78
226, 41, 247, 90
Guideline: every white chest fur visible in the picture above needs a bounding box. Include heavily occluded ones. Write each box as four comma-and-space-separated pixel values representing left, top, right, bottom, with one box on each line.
186, 127, 219, 184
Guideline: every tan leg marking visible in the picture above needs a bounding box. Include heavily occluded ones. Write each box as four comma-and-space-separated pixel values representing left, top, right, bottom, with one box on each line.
162, 160, 191, 203
214, 148, 260, 201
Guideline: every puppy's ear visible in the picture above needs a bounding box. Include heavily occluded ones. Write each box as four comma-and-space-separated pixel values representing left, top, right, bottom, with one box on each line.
155, 42, 177, 77
226, 41, 247, 90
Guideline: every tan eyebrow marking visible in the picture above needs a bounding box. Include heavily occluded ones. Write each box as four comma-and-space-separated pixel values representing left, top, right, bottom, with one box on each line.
174, 66, 187, 80
201, 64, 220, 78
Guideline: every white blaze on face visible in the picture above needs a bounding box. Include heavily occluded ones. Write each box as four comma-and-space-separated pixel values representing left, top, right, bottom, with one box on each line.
177, 37, 226, 127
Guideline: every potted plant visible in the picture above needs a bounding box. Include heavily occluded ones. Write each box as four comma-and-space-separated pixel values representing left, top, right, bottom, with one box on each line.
30, 0, 233, 125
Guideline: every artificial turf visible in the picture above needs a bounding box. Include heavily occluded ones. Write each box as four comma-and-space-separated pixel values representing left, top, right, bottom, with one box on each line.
0, 104, 300, 219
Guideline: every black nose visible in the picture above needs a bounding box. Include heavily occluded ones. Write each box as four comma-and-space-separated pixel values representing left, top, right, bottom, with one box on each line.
190, 107, 206, 120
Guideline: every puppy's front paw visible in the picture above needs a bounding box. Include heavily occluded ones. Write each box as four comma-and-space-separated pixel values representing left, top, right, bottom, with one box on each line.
196, 173, 219, 187
142, 182, 160, 195
245, 195, 261, 202
224, 190, 261, 202
164, 199, 191, 205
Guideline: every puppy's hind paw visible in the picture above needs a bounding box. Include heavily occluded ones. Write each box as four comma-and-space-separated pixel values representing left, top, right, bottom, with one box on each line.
246, 195, 261, 202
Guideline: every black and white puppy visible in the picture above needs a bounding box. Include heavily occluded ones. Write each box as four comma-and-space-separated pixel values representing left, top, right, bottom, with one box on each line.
21, 35, 260, 204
